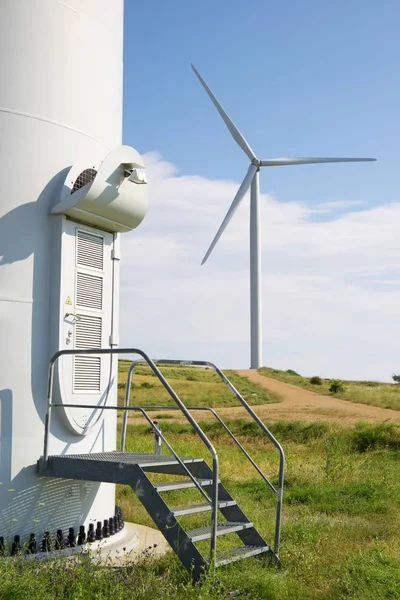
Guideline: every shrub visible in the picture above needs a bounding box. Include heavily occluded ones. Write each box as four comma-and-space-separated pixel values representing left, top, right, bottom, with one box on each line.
309, 376, 322, 385
118, 381, 138, 389
329, 380, 344, 394
140, 381, 154, 389
392, 373, 400, 384
350, 422, 400, 452
286, 369, 300, 376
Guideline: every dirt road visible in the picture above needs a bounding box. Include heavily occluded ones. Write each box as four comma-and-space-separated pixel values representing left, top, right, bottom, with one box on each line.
121, 371, 400, 426
235, 370, 400, 424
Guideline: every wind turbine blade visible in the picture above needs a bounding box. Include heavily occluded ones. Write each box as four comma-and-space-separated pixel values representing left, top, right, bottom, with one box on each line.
201, 163, 258, 265
260, 157, 377, 167
191, 63, 257, 161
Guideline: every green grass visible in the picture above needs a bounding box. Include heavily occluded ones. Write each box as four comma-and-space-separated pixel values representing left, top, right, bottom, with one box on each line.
259, 366, 400, 410
1, 419, 399, 599
117, 360, 280, 407
114, 418, 400, 599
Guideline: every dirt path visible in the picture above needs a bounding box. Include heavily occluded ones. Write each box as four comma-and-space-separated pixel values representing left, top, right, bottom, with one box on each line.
120, 371, 400, 426
235, 370, 400, 424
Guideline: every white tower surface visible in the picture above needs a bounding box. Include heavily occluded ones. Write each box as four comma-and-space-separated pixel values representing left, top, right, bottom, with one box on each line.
0, 0, 146, 545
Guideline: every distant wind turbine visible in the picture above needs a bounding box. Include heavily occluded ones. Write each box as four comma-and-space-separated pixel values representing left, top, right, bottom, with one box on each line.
191, 63, 376, 370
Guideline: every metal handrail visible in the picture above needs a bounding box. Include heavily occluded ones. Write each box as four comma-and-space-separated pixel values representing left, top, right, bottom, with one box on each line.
42, 348, 219, 564
122, 405, 277, 495
48, 403, 211, 504
122, 358, 285, 557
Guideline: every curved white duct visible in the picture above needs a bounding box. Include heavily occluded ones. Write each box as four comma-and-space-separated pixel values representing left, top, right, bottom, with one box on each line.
52, 145, 148, 232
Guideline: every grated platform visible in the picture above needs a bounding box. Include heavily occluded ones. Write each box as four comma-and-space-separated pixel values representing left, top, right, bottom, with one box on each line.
46, 452, 200, 465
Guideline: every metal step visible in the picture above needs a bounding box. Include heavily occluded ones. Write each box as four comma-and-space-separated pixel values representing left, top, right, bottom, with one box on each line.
215, 544, 270, 567
187, 521, 254, 542
153, 478, 216, 492
171, 500, 237, 517
140, 456, 205, 474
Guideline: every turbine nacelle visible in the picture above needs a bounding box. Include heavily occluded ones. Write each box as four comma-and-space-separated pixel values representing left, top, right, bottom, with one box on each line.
251, 158, 262, 169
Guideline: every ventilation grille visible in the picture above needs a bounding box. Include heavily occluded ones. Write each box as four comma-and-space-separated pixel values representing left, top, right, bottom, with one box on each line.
73, 314, 102, 392
74, 356, 101, 392
76, 272, 103, 311
71, 168, 97, 194
75, 314, 102, 348
77, 230, 104, 270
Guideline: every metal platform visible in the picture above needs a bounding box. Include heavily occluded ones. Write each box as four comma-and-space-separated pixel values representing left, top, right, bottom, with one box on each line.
39, 451, 202, 471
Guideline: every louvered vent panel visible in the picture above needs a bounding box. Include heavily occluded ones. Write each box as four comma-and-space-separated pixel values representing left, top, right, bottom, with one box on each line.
77, 230, 104, 270
76, 272, 103, 310
73, 314, 102, 391
74, 357, 101, 392
75, 314, 102, 348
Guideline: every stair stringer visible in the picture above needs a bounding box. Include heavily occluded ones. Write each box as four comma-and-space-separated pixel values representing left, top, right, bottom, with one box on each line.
131, 467, 208, 580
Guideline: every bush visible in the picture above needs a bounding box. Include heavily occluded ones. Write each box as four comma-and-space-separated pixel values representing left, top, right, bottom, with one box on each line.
329, 380, 344, 394
309, 376, 322, 385
140, 381, 154, 389
392, 374, 400, 384
286, 369, 300, 376
350, 422, 400, 452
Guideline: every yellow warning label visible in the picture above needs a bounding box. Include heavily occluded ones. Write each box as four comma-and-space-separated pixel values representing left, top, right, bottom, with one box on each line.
65, 296, 72, 305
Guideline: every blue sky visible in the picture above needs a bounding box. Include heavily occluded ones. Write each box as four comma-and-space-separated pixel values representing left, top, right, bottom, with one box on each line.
119, 1, 400, 379
124, 0, 398, 205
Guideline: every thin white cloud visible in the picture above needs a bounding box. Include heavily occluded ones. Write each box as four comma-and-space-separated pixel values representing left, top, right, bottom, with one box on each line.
314, 199, 364, 212
119, 152, 400, 381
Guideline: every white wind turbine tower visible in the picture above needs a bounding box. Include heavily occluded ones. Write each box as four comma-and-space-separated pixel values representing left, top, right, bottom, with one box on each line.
191, 64, 376, 370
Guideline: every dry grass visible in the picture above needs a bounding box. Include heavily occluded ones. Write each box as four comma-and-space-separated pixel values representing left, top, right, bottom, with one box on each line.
260, 367, 400, 410
117, 361, 280, 408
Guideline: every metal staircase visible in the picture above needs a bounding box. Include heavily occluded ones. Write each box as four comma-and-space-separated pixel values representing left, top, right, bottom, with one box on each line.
38, 451, 270, 580
38, 348, 284, 581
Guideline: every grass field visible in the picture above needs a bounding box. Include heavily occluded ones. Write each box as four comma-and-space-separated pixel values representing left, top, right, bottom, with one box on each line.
259, 367, 400, 411
117, 360, 280, 407
2, 418, 399, 599
1, 366, 399, 599
115, 417, 400, 599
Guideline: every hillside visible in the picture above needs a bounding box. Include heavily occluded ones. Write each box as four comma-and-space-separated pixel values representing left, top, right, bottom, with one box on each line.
259, 367, 400, 411
117, 360, 281, 408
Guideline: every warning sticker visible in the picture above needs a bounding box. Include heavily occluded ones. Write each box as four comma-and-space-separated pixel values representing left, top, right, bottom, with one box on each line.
65, 296, 72, 305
